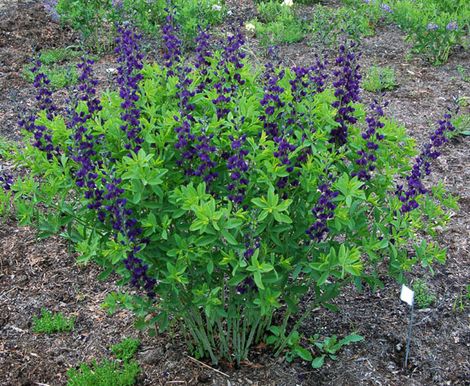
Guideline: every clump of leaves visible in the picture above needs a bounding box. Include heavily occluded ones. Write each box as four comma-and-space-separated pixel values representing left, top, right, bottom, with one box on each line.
250, 0, 305, 46
111, 338, 141, 362
39, 47, 84, 65
413, 279, 436, 309
308, 333, 364, 368
23, 63, 78, 89
67, 360, 140, 386
32, 308, 75, 334
363, 66, 398, 92
452, 284, 470, 313
307, 5, 375, 50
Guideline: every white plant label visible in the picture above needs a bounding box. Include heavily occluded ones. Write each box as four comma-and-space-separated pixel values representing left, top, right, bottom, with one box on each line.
400, 285, 414, 306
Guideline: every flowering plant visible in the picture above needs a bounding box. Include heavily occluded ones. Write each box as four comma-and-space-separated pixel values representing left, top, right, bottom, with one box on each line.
5, 23, 457, 365
356, 0, 470, 64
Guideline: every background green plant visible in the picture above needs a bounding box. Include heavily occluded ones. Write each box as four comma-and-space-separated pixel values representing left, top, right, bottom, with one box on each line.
55, 0, 226, 51
363, 65, 398, 92
67, 337, 141, 386
307, 5, 375, 50
32, 308, 75, 333
412, 279, 436, 309
345, 0, 470, 64
251, 1, 305, 46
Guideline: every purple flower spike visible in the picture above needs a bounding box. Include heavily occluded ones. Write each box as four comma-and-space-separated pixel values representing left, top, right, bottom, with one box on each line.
306, 181, 339, 241
396, 112, 455, 213
330, 44, 361, 146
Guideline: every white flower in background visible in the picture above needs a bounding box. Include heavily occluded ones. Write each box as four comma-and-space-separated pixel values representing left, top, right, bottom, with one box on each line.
245, 23, 256, 32
212, 4, 222, 11
282, 0, 293, 7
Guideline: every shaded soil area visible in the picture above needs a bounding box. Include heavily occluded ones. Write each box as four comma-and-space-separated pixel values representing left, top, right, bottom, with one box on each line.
0, 1, 469, 385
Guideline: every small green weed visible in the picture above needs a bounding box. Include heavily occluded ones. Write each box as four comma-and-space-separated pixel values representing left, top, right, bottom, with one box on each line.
39, 47, 83, 65
23, 63, 78, 89
67, 360, 140, 386
457, 66, 470, 82
32, 308, 75, 334
111, 338, 140, 362
308, 333, 364, 368
67, 337, 141, 386
452, 284, 469, 313
363, 66, 398, 92
412, 279, 436, 309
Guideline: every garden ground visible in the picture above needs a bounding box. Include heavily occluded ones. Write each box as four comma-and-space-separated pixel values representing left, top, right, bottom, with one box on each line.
0, 0, 469, 385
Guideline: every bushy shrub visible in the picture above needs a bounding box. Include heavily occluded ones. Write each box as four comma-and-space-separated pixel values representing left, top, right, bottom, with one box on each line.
6, 22, 457, 365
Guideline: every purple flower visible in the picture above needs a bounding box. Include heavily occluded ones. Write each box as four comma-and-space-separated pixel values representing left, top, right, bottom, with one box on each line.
330, 45, 361, 146
380, 4, 393, 14
43, 0, 59, 22
397, 112, 455, 213
0, 170, 13, 191
115, 26, 145, 153
18, 61, 59, 160
426, 23, 439, 31
227, 135, 249, 204
306, 181, 339, 241
352, 100, 386, 181
446, 21, 458, 31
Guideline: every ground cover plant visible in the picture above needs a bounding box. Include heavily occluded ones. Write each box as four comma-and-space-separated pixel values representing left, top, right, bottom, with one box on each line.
344, 0, 470, 64
362, 65, 398, 92
48, 0, 226, 51
307, 4, 376, 50
2, 10, 461, 371
32, 308, 75, 333
248, 0, 305, 47
67, 338, 141, 385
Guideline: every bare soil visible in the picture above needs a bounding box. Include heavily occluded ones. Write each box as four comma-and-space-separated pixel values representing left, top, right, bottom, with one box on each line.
0, 1, 469, 385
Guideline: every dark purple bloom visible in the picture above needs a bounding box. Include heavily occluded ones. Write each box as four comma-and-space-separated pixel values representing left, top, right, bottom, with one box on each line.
227, 135, 249, 204
306, 181, 339, 241
0, 170, 13, 191
330, 45, 361, 146
396, 112, 455, 213
18, 61, 59, 160
115, 26, 145, 153
352, 100, 386, 181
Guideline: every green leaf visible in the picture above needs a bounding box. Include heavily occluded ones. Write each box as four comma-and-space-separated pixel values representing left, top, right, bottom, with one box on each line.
311, 355, 325, 369
253, 271, 264, 290
222, 229, 238, 245
273, 211, 292, 224
207, 260, 214, 275
295, 347, 313, 361
339, 333, 364, 346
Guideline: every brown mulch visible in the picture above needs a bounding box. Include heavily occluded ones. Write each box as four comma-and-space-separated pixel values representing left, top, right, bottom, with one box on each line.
0, 1, 469, 385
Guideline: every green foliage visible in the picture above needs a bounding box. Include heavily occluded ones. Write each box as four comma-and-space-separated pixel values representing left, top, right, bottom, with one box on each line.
110, 338, 141, 362
412, 279, 436, 309
23, 63, 78, 89
346, 0, 470, 64
250, 1, 305, 46
55, 0, 225, 51
309, 333, 364, 368
363, 66, 398, 92
39, 47, 84, 65
307, 5, 375, 50
452, 284, 470, 313
32, 308, 75, 334
457, 66, 470, 83
67, 360, 140, 386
